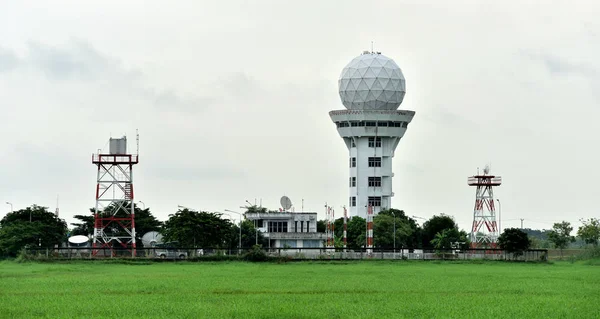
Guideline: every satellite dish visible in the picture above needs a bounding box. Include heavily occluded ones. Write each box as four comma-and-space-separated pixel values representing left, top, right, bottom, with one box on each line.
141, 231, 163, 248
280, 196, 292, 211
68, 235, 89, 247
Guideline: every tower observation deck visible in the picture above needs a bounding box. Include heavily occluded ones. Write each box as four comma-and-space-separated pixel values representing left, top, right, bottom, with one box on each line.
329, 51, 415, 218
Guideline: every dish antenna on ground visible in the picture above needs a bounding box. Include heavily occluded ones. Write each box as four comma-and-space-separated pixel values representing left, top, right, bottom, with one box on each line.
280, 196, 293, 211
141, 231, 163, 248
68, 235, 90, 247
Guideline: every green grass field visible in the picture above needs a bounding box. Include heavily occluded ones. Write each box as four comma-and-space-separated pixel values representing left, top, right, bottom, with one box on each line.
0, 260, 598, 318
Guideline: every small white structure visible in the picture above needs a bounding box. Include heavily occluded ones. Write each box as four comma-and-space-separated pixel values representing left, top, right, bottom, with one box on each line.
245, 211, 325, 249
109, 136, 127, 154
330, 51, 416, 219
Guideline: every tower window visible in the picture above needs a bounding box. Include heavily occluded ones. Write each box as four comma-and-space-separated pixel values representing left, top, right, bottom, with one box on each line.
368, 157, 382, 167
368, 137, 382, 147
349, 177, 356, 187
365, 121, 376, 127
350, 196, 356, 207
368, 177, 381, 187
377, 121, 388, 127
368, 196, 382, 207
350, 157, 356, 167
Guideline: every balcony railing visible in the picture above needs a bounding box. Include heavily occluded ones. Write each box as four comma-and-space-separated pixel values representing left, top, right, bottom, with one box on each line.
92, 154, 139, 164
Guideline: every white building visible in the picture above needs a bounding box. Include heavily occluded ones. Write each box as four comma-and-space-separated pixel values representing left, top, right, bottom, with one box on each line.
245, 211, 325, 248
329, 51, 415, 219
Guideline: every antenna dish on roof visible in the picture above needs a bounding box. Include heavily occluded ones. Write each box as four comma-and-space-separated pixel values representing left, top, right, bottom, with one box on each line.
280, 196, 293, 211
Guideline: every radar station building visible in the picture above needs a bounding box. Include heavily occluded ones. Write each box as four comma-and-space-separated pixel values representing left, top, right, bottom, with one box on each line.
245, 211, 325, 249
330, 50, 415, 219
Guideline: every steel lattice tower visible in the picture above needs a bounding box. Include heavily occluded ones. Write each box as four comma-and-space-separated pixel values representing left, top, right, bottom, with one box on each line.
468, 166, 502, 248
366, 205, 374, 255
92, 135, 139, 257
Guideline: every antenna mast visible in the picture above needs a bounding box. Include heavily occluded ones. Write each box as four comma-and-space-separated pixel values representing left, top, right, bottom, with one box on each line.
468, 165, 502, 248
55, 194, 59, 217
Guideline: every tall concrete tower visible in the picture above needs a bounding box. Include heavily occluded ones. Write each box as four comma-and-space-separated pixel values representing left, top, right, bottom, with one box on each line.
329, 51, 415, 219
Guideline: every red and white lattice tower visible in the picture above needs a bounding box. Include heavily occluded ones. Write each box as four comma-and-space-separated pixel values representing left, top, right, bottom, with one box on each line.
327, 206, 336, 249
331, 208, 335, 248
468, 165, 502, 248
325, 203, 332, 248
366, 205, 374, 254
92, 134, 139, 257
343, 206, 348, 251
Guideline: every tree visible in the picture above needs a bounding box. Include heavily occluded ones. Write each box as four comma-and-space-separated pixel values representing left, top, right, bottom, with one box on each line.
498, 228, 531, 259
577, 218, 600, 247
228, 220, 267, 249
421, 214, 459, 248
317, 220, 326, 233
376, 209, 421, 248
0, 205, 68, 256
70, 214, 94, 236
547, 221, 575, 257
243, 205, 269, 215
430, 228, 469, 250
336, 216, 366, 250
371, 210, 420, 249
161, 208, 232, 248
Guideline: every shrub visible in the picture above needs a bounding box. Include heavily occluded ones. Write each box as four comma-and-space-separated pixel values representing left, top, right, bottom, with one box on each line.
242, 245, 268, 262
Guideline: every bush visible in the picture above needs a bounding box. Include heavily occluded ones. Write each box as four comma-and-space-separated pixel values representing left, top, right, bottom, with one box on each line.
242, 245, 268, 262
15, 247, 31, 263
576, 247, 600, 260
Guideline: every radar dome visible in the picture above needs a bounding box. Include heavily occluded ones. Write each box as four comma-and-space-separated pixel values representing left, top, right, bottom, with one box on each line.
338, 52, 406, 110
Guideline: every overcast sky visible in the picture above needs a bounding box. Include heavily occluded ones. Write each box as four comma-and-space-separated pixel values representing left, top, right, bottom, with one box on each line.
1, 1, 599, 233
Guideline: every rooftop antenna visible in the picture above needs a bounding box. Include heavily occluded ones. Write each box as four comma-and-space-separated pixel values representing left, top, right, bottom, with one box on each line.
55, 194, 59, 217
280, 195, 292, 212
483, 164, 491, 175
371, 41, 374, 53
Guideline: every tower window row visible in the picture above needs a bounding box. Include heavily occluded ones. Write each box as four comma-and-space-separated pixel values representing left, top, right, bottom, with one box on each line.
336, 121, 408, 128
349, 137, 382, 148
348, 196, 382, 207
349, 176, 381, 187
350, 156, 382, 167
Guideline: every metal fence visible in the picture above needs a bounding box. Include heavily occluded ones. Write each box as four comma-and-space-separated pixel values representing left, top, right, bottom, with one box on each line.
24, 247, 549, 262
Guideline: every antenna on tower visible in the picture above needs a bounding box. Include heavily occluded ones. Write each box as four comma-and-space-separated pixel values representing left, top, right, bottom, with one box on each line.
483, 164, 490, 175
55, 194, 59, 217
136, 129, 140, 155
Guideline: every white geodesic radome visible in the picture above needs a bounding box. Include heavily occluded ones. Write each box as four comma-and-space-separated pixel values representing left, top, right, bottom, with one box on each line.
338, 52, 406, 110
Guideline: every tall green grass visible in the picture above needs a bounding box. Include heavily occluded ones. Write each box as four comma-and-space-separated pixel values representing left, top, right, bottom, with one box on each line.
0, 261, 597, 318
